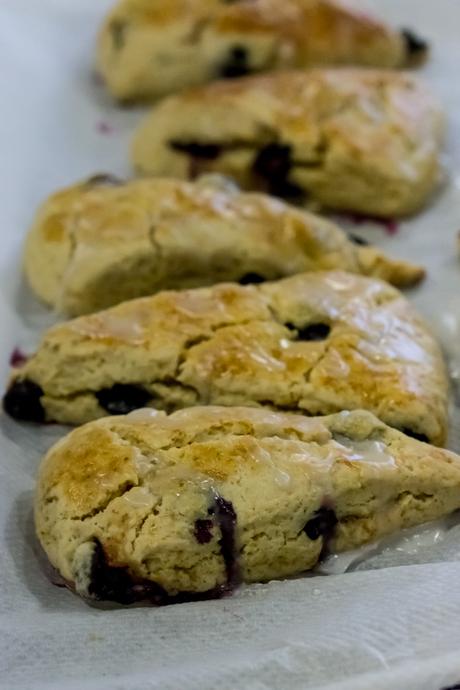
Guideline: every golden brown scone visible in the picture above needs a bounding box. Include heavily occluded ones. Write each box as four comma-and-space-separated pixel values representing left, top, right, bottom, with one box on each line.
96, 0, 428, 102
35, 406, 460, 605
24, 174, 424, 316
132, 69, 445, 217
4, 272, 448, 444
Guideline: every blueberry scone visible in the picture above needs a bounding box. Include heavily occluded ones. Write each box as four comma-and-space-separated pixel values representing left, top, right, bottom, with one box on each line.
96, 0, 428, 102
132, 69, 444, 217
4, 272, 448, 444
35, 406, 460, 605
24, 174, 424, 316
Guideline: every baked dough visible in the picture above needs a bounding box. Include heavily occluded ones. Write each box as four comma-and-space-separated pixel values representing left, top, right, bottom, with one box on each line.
132, 68, 445, 217
24, 174, 424, 316
96, 0, 428, 102
4, 271, 448, 444
35, 406, 460, 605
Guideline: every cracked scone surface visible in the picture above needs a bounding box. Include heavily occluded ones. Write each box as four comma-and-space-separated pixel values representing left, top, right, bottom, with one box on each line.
24, 174, 424, 315
132, 69, 444, 217
5, 271, 448, 444
96, 0, 422, 102
35, 406, 460, 604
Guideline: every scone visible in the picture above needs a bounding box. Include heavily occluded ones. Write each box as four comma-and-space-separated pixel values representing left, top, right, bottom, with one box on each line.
96, 0, 428, 102
35, 406, 460, 605
24, 174, 424, 316
132, 69, 445, 217
3, 272, 448, 444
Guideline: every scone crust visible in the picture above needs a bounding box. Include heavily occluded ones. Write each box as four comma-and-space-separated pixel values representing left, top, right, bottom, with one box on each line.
35, 407, 460, 602
24, 175, 424, 315
8, 271, 448, 444
132, 69, 444, 217
96, 0, 410, 101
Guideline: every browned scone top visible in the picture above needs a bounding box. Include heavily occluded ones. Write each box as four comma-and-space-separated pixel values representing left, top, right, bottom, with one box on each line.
4, 271, 448, 444
132, 69, 444, 217
35, 407, 460, 604
24, 174, 424, 316
96, 0, 428, 101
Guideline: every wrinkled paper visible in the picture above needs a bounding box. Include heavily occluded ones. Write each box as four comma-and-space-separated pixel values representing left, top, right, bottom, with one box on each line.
2, 1, 460, 688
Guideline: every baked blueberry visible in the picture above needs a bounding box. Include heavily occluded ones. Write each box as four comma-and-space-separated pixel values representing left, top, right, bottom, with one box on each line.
304, 507, 338, 541
212, 494, 238, 584
220, 46, 250, 78
194, 519, 214, 544
238, 273, 266, 285
3, 379, 45, 423
169, 140, 222, 159
9, 347, 28, 367
252, 143, 304, 199
401, 29, 429, 58
286, 322, 331, 341
86, 540, 167, 605
95, 384, 152, 415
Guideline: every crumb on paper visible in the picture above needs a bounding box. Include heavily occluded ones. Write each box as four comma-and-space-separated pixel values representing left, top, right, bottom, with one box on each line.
96, 121, 114, 135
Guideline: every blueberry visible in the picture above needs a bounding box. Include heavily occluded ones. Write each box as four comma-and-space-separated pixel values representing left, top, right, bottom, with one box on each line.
252, 144, 304, 200
169, 140, 222, 159
3, 379, 45, 423
95, 384, 152, 415
238, 273, 266, 285
9, 347, 28, 367
286, 322, 331, 342
194, 519, 214, 544
220, 46, 250, 78
304, 507, 338, 541
87, 540, 166, 605
212, 494, 239, 585
440, 685, 460, 690
400, 428, 429, 443
401, 29, 429, 57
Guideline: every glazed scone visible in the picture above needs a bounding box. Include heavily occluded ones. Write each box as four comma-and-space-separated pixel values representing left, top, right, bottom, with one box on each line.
24, 174, 424, 316
132, 69, 445, 217
4, 272, 448, 444
35, 406, 460, 604
96, 0, 428, 102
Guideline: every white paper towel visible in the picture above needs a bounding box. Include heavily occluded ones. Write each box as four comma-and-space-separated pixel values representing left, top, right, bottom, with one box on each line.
2, 1, 460, 689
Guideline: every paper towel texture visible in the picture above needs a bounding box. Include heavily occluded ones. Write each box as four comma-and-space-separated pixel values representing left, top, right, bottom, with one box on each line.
2, 1, 460, 688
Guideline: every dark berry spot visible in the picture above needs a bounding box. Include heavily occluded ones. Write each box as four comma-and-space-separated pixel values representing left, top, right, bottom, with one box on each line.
86, 174, 123, 187
238, 273, 266, 285
86, 540, 166, 605
169, 140, 222, 159
9, 347, 28, 367
441, 685, 460, 690
401, 28, 429, 57
194, 519, 214, 544
110, 20, 127, 51
212, 494, 239, 586
252, 144, 304, 200
3, 379, 45, 423
400, 428, 429, 443
348, 233, 369, 246
96, 384, 152, 415
75, 539, 233, 605
220, 46, 250, 78
286, 322, 331, 341
304, 507, 338, 541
